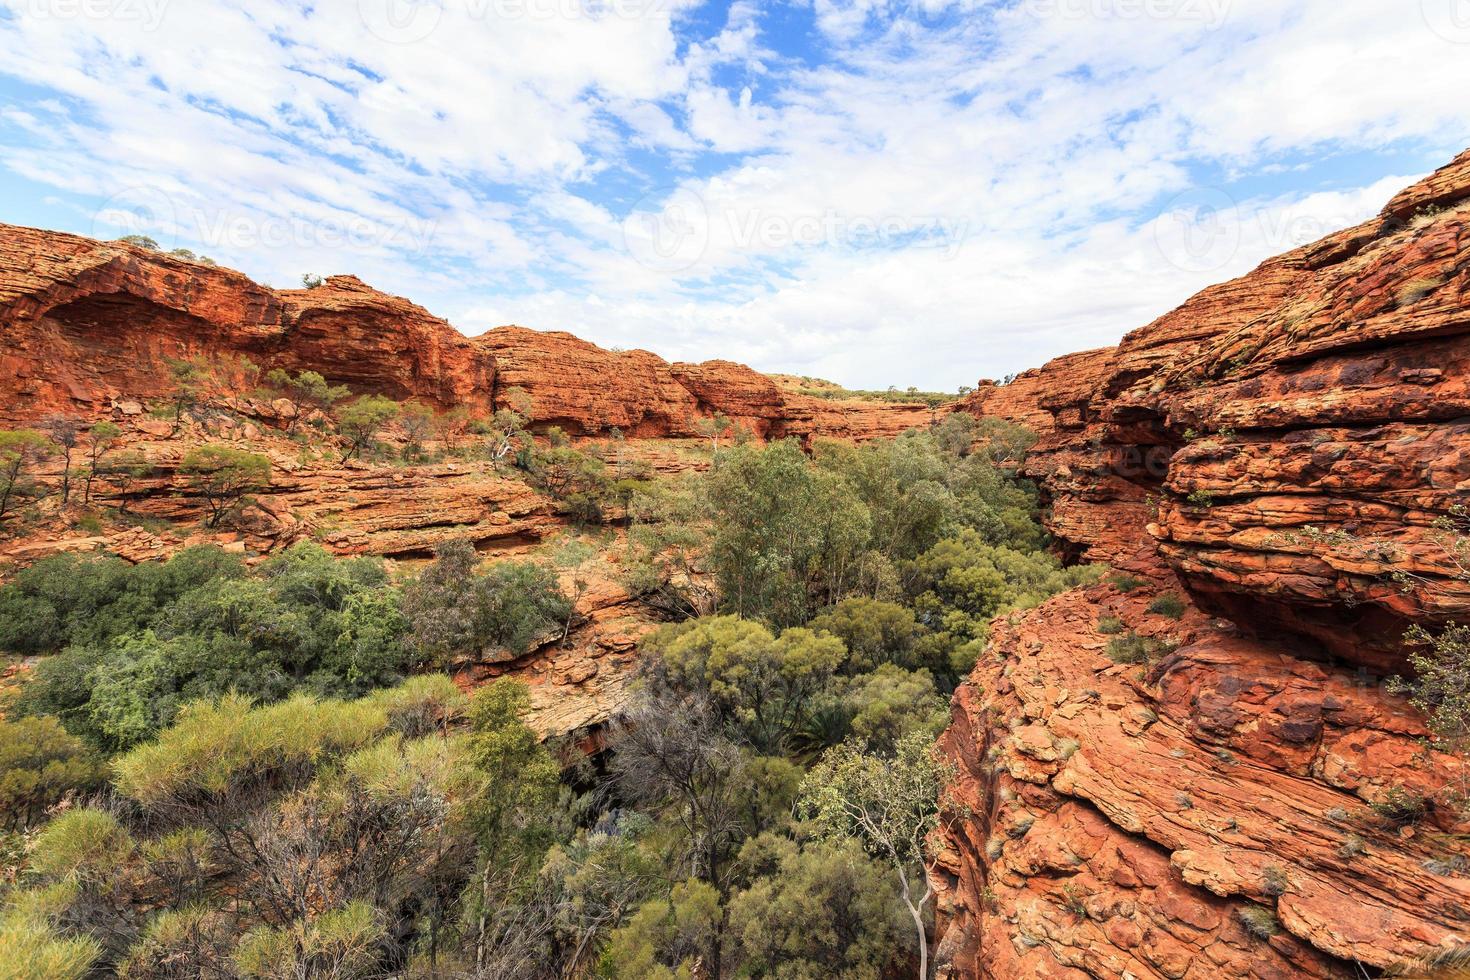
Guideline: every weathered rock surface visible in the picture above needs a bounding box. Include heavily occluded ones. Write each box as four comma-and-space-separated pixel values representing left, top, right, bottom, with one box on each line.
933, 578, 1470, 979
938, 149, 1470, 977
0, 223, 933, 441
961, 150, 1470, 667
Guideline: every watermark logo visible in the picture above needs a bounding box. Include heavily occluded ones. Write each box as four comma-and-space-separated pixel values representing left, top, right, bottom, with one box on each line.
359, 0, 666, 44
622, 187, 710, 274
359, 0, 443, 44
1023, 0, 1231, 30
1422, 0, 1470, 43
1153, 187, 1241, 274
92, 186, 179, 249
23, 0, 170, 30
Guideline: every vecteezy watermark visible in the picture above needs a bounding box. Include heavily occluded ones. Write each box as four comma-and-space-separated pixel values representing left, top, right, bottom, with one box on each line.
91, 188, 437, 257
621, 188, 969, 273
22, 0, 170, 30
726, 209, 968, 257
1023, 0, 1231, 30
358, 0, 665, 44
192, 212, 437, 254
92, 186, 180, 249
1422, 0, 1470, 43
621, 187, 711, 274
1152, 187, 1378, 275
1152, 187, 1241, 274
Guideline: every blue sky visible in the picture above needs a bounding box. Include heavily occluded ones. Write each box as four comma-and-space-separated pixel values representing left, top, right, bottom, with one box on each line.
1, 0, 1468, 389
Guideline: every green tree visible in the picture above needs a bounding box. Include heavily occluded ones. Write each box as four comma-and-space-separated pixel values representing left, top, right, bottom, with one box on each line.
263, 368, 350, 433
463, 679, 563, 973
178, 445, 271, 527
695, 413, 733, 455
98, 450, 153, 514
0, 716, 104, 830
810, 597, 923, 673
0, 429, 52, 523
81, 421, 122, 506
336, 395, 400, 462
727, 835, 905, 979
644, 616, 845, 752
398, 400, 437, 459
603, 879, 723, 980
705, 440, 872, 627
799, 733, 957, 980
401, 540, 572, 664
42, 417, 81, 507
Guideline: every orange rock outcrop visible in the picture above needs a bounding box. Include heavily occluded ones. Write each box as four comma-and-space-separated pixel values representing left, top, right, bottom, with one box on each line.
0, 223, 933, 441
936, 149, 1470, 977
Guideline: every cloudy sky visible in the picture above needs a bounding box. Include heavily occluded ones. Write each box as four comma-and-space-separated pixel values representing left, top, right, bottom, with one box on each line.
1, 0, 1468, 389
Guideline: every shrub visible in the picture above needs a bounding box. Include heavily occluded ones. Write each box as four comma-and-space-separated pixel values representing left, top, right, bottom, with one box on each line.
1096, 616, 1125, 635
1236, 904, 1279, 941
0, 429, 53, 523
1368, 786, 1430, 828
336, 395, 400, 462
1106, 631, 1163, 665
30, 808, 134, 881
113, 693, 389, 808
0, 884, 99, 979
809, 597, 922, 673
402, 540, 572, 663
1109, 573, 1146, 593
178, 445, 271, 527
0, 716, 104, 830
1148, 593, 1186, 619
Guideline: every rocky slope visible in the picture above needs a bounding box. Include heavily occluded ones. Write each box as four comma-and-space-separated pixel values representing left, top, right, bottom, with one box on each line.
935, 150, 1470, 976
0, 223, 934, 442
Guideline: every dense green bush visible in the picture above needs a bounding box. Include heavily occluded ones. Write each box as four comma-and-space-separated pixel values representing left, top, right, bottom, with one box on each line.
15, 544, 410, 750
401, 539, 572, 664
0, 716, 104, 830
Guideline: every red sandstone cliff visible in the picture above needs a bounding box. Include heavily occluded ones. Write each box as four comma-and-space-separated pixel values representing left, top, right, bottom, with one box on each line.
936, 150, 1470, 977
0, 223, 932, 441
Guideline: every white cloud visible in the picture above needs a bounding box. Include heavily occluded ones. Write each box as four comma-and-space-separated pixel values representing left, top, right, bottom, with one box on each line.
0, 0, 1467, 388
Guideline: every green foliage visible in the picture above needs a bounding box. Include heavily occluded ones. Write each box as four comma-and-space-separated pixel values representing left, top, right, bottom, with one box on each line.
0, 545, 245, 655
727, 835, 904, 979
30, 808, 134, 880
401, 539, 572, 663
1368, 786, 1431, 828
1106, 631, 1165, 665
336, 395, 400, 462
178, 444, 271, 526
0, 716, 104, 830
847, 664, 950, 752
263, 368, 350, 432
1148, 593, 1186, 619
0, 884, 99, 980
809, 597, 922, 674
112, 692, 388, 807
604, 879, 722, 980
1393, 624, 1470, 760
0, 429, 52, 523
905, 530, 1100, 680
234, 901, 384, 978
19, 544, 409, 751
644, 616, 845, 752
1096, 615, 1125, 635
1109, 573, 1147, 593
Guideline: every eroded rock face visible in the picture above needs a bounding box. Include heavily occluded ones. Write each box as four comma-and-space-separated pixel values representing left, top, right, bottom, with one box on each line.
0, 223, 933, 441
933, 578, 1469, 980
960, 150, 1470, 668
937, 150, 1470, 976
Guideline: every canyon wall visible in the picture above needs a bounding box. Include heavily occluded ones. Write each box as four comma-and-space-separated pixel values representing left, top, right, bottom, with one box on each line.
0, 223, 933, 441
935, 150, 1470, 976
